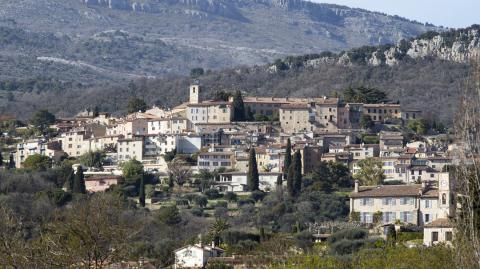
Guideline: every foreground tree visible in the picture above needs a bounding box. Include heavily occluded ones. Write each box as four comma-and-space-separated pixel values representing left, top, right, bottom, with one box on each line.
247, 148, 259, 191
454, 64, 480, 268
40, 194, 142, 268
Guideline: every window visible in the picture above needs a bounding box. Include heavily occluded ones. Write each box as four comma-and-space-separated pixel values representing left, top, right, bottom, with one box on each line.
446, 231, 453, 241
442, 193, 447, 205
425, 199, 431, 208
432, 231, 439, 242
424, 214, 430, 223
383, 212, 396, 223
382, 198, 396, 206
400, 212, 413, 223
361, 198, 374, 206
400, 197, 414, 205
360, 212, 373, 223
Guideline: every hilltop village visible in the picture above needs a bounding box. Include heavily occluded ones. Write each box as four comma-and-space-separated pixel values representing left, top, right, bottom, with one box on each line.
4, 84, 458, 268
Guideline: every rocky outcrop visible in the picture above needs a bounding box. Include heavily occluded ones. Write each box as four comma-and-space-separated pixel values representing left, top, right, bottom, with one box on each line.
406, 29, 480, 63
291, 26, 480, 70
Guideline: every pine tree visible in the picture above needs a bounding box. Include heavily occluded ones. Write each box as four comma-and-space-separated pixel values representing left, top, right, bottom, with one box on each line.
293, 150, 303, 196
247, 148, 259, 191
232, 90, 246, 121
139, 175, 146, 207
284, 138, 292, 179
73, 166, 86, 194
8, 154, 15, 169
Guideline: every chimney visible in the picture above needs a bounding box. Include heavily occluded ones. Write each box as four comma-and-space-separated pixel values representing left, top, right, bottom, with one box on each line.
354, 180, 359, 193
211, 241, 216, 248
421, 181, 426, 190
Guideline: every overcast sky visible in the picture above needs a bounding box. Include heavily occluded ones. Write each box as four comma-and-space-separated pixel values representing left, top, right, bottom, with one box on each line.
310, 0, 479, 28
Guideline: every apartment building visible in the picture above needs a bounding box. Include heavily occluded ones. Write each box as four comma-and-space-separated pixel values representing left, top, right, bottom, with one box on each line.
106, 118, 148, 138
117, 137, 144, 162
14, 140, 63, 168
148, 117, 189, 135
197, 152, 234, 171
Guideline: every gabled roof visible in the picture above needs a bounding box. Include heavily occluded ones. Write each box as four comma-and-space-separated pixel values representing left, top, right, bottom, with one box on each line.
351, 184, 422, 198
424, 218, 453, 228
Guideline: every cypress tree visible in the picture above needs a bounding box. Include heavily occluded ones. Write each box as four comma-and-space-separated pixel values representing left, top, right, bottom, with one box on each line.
67, 169, 75, 191
284, 138, 292, 179
0, 151, 3, 167
73, 166, 86, 194
276, 174, 283, 186
232, 90, 246, 121
293, 150, 302, 196
287, 162, 295, 196
8, 154, 15, 169
247, 148, 259, 191
139, 175, 146, 207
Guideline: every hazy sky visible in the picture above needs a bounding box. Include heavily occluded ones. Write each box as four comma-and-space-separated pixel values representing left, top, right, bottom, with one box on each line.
311, 0, 479, 28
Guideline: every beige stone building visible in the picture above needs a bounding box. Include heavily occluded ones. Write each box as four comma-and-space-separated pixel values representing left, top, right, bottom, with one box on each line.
186, 85, 233, 125
279, 103, 313, 133
363, 104, 402, 122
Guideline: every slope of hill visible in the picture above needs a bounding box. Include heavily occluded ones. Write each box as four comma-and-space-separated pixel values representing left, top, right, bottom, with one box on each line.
0, 0, 438, 82
2, 26, 478, 123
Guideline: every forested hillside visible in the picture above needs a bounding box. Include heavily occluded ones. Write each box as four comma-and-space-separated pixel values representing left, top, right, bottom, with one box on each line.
2, 57, 469, 123
1, 25, 478, 123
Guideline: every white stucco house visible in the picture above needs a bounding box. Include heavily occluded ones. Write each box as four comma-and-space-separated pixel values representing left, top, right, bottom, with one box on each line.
349, 172, 455, 226
423, 218, 454, 247
174, 243, 224, 269
215, 172, 283, 192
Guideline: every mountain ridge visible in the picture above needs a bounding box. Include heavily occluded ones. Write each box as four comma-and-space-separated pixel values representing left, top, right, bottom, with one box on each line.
0, 0, 439, 80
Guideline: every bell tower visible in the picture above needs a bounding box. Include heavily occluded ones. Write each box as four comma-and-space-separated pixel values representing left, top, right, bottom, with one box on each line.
438, 172, 454, 217
189, 84, 200, 104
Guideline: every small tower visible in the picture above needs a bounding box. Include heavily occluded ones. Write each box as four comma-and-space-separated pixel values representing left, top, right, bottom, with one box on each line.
189, 84, 200, 104
438, 172, 454, 217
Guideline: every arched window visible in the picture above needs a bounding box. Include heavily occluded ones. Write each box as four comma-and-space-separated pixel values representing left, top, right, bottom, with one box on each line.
442, 193, 447, 205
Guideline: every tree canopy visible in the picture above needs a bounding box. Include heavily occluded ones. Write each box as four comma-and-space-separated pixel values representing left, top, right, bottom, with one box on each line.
354, 158, 385, 186
127, 97, 147, 113
22, 154, 52, 171
344, 86, 388, 104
